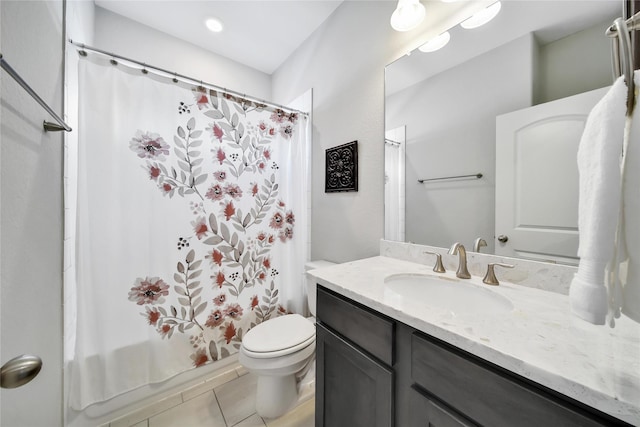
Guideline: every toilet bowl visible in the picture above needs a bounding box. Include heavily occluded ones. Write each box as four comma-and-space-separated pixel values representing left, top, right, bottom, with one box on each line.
239, 314, 316, 418
238, 260, 335, 419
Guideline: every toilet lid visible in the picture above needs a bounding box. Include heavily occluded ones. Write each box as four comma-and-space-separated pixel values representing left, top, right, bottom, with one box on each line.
242, 313, 315, 354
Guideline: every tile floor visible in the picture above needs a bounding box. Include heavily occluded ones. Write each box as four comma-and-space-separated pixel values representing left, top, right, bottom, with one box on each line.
106, 364, 315, 427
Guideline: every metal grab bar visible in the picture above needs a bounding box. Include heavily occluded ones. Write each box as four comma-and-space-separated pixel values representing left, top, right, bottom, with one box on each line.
418, 173, 482, 183
0, 53, 71, 132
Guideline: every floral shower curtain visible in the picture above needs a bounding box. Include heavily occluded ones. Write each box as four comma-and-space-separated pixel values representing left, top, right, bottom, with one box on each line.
68, 55, 309, 410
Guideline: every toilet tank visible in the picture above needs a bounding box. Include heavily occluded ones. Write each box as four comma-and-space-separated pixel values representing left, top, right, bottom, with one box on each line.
305, 260, 336, 317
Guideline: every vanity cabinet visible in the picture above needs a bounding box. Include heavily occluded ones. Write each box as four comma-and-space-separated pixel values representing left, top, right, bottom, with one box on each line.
316, 285, 631, 427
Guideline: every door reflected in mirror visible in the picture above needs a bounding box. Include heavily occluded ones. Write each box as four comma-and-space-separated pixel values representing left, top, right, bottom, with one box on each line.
384, 0, 620, 265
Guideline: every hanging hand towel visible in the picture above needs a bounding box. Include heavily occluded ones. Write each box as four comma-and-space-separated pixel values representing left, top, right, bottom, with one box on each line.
621, 70, 640, 323
570, 76, 626, 325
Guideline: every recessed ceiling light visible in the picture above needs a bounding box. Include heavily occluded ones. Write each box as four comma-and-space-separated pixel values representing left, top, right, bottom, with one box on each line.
205, 17, 224, 33
460, 1, 501, 30
418, 31, 451, 53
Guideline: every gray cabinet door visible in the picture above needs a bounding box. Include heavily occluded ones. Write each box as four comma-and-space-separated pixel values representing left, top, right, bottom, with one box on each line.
315, 324, 393, 427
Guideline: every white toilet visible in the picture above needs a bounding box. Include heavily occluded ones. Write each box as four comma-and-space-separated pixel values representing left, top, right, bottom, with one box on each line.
239, 260, 335, 419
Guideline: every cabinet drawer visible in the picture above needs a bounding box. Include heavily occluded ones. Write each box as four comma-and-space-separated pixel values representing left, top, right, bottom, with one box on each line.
317, 286, 394, 365
411, 332, 627, 427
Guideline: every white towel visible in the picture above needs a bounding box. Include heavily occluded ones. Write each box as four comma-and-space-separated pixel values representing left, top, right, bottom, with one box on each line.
621, 71, 640, 323
570, 76, 627, 325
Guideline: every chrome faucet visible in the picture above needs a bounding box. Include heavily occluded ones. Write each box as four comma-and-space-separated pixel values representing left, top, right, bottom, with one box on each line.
448, 242, 471, 279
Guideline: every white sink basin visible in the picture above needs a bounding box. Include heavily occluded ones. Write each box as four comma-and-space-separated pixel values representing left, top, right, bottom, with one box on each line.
384, 273, 514, 315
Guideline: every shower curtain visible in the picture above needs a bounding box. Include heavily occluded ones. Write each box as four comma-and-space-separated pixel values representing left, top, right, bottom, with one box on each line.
67, 55, 309, 410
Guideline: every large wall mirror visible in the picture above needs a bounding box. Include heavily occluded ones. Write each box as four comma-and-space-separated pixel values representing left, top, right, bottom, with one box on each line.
385, 0, 620, 265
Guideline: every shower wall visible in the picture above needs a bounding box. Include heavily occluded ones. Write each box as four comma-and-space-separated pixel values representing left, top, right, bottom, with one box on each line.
1, 1, 65, 425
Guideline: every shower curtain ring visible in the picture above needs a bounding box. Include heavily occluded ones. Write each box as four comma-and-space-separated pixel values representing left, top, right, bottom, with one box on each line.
141, 63, 148, 75
173, 73, 178, 83
110, 58, 118, 66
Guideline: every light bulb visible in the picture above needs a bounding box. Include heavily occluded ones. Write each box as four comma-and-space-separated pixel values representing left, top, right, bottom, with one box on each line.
390, 0, 426, 32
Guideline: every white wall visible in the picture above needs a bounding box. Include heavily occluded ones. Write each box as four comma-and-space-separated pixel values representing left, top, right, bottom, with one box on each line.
1, 1, 65, 425
271, 1, 483, 263
93, 7, 272, 101
386, 34, 536, 251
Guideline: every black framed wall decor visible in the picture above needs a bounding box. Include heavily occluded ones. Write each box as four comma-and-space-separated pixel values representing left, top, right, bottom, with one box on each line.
325, 140, 358, 192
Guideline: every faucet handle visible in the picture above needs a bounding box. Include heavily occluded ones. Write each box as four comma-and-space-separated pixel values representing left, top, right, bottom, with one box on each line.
424, 251, 446, 273
482, 263, 514, 286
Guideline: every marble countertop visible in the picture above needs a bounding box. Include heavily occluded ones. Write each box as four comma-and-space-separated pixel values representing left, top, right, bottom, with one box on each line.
308, 256, 640, 425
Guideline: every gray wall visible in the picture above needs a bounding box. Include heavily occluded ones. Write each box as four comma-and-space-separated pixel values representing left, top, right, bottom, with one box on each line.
271, 1, 482, 263
1, 1, 64, 425
274, 2, 392, 263
537, 19, 613, 104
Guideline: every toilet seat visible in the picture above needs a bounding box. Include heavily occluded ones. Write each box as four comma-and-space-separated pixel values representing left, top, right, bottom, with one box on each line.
242, 314, 315, 359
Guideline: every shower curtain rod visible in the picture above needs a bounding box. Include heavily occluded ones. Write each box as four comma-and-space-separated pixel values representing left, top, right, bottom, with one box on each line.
68, 39, 309, 117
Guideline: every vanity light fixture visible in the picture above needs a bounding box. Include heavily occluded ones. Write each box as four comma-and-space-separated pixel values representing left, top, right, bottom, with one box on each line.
205, 17, 224, 33
460, 1, 501, 29
390, 0, 426, 32
418, 31, 451, 53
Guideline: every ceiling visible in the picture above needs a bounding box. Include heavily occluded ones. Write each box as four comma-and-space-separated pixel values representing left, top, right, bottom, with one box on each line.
94, 1, 623, 81
95, 0, 345, 74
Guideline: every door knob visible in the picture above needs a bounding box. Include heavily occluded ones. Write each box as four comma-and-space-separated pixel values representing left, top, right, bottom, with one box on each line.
497, 235, 509, 243
1, 355, 42, 389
